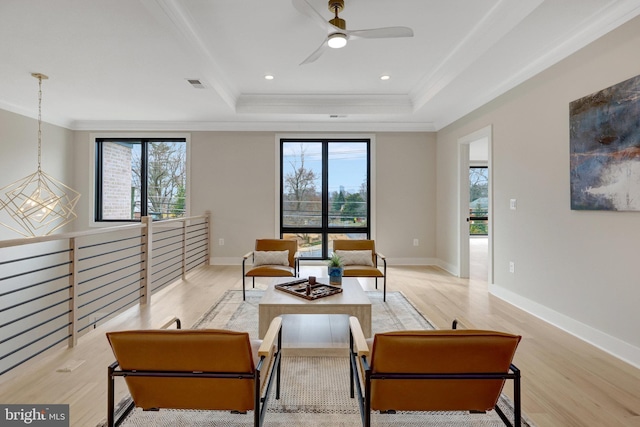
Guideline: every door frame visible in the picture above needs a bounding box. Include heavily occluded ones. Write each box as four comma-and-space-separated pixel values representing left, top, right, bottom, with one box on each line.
458, 125, 493, 282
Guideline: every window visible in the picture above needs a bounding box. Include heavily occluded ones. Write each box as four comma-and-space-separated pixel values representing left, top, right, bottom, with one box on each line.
280, 139, 370, 259
95, 138, 187, 221
469, 166, 488, 235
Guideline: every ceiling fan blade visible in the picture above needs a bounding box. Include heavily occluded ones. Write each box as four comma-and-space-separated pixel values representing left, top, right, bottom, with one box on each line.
292, 0, 333, 31
347, 26, 414, 40
300, 38, 329, 65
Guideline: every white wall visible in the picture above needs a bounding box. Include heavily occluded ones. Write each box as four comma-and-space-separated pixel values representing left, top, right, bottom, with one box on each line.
375, 132, 437, 264
66, 131, 437, 265
437, 15, 640, 367
188, 131, 437, 265
190, 131, 280, 263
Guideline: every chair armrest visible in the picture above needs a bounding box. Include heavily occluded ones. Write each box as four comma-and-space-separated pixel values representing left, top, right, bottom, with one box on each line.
159, 316, 181, 330
294, 251, 301, 275
349, 317, 370, 358
376, 252, 387, 272
258, 316, 282, 358
242, 251, 254, 260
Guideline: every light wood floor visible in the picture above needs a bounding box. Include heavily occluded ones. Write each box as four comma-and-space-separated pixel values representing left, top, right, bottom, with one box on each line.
1, 245, 639, 427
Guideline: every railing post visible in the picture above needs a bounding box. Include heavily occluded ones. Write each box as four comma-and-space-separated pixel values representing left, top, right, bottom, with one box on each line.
182, 218, 188, 280
141, 216, 152, 305
205, 210, 211, 266
68, 237, 79, 347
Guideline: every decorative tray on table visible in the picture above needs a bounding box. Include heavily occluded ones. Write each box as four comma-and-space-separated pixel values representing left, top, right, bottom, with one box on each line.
275, 278, 343, 300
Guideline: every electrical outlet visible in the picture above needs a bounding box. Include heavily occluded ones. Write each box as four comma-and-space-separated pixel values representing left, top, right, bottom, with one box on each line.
219, 238, 224, 246
510, 199, 517, 210
509, 261, 515, 273
413, 238, 419, 246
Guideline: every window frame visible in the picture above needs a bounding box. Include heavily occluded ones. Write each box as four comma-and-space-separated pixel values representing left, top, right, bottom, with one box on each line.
279, 137, 371, 260
469, 165, 489, 236
94, 137, 188, 223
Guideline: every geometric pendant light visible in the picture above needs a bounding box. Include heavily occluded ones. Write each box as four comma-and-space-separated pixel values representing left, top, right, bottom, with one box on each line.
0, 73, 80, 238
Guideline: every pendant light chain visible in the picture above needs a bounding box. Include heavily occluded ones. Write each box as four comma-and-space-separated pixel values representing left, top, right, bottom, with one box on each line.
37, 74, 43, 172
31, 72, 48, 171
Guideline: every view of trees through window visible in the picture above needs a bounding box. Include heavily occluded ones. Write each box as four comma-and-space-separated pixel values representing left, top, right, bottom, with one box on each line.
469, 166, 488, 235
281, 140, 370, 259
96, 138, 187, 221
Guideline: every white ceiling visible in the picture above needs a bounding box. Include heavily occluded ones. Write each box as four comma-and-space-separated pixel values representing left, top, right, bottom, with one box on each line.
1, 0, 639, 132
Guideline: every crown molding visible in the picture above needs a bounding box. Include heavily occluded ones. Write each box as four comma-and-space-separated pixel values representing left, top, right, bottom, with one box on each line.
70, 119, 435, 133
236, 94, 414, 115
433, 0, 640, 130
0, 101, 74, 129
140, 0, 238, 109
410, 0, 544, 111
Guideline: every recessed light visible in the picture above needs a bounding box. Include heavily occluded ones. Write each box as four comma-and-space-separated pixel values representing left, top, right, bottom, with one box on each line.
264, 75, 274, 80
380, 75, 390, 81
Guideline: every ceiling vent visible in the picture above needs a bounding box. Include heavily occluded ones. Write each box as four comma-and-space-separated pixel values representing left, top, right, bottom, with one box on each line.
329, 114, 347, 118
186, 79, 205, 89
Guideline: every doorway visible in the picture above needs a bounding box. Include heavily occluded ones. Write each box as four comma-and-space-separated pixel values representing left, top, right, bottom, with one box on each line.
458, 126, 492, 283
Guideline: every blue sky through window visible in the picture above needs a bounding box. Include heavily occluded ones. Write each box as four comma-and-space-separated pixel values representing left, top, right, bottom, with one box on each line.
282, 142, 367, 194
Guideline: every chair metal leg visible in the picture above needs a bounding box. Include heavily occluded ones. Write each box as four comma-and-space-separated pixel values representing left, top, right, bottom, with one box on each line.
242, 263, 246, 301
254, 369, 261, 427
491, 364, 522, 427
256, 326, 283, 427
364, 370, 372, 427
107, 364, 115, 427
349, 332, 355, 399
108, 362, 135, 427
382, 257, 387, 302
349, 342, 369, 427
514, 365, 522, 427
276, 326, 282, 400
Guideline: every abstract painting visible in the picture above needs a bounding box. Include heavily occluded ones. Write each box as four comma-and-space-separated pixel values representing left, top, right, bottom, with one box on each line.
570, 74, 640, 211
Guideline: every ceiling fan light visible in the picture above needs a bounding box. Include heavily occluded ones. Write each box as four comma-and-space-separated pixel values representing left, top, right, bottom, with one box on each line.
328, 33, 347, 49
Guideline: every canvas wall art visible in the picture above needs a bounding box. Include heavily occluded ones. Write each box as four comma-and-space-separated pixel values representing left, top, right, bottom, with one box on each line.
569, 74, 640, 211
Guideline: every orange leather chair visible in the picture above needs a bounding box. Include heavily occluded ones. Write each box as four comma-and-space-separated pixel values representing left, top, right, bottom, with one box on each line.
348, 317, 522, 427
106, 316, 282, 427
333, 239, 387, 300
242, 239, 299, 300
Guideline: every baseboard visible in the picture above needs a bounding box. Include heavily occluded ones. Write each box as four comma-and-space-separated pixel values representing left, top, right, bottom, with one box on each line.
489, 283, 640, 369
385, 257, 438, 266
209, 257, 239, 265
210, 257, 438, 266
434, 259, 458, 276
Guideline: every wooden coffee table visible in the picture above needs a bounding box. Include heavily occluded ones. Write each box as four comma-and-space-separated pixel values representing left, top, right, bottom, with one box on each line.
258, 277, 372, 340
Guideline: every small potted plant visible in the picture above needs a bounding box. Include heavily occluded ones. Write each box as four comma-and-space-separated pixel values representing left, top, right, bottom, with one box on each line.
327, 252, 344, 286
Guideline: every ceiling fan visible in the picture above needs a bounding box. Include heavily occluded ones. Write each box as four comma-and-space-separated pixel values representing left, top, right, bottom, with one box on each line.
292, 0, 414, 65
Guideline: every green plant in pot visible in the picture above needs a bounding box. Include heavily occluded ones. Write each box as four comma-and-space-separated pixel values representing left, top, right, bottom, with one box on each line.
327, 252, 344, 286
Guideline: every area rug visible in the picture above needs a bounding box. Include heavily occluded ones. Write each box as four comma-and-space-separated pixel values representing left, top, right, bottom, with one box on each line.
102, 290, 535, 426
